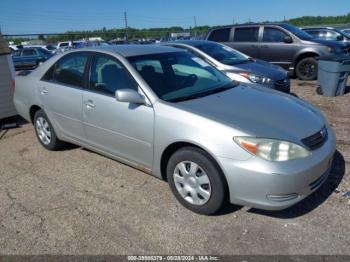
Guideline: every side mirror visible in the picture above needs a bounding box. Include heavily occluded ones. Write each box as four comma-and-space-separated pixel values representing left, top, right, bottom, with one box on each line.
283, 36, 293, 43
115, 89, 146, 104
336, 35, 344, 41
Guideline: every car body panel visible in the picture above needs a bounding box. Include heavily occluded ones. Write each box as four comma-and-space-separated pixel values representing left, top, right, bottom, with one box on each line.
38, 80, 86, 142
82, 90, 155, 168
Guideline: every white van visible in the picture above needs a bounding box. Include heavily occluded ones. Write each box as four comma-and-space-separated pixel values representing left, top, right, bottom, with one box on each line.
0, 35, 16, 119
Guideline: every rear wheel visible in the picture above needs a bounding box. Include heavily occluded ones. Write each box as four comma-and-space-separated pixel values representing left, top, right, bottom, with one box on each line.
34, 110, 64, 150
166, 147, 227, 215
296, 57, 318, 80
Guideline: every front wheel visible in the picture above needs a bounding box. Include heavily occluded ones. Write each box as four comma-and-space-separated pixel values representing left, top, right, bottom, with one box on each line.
296, 57, 318, 80
166, 147, 227, 215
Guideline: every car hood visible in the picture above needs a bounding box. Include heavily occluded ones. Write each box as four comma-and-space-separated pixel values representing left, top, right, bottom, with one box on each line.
174, 84, 325, 142
225, 59, 287, 80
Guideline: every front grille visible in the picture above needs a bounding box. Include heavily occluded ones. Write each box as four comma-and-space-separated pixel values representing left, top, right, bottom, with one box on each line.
274, 78, 290, 93
301, 126, 328, 150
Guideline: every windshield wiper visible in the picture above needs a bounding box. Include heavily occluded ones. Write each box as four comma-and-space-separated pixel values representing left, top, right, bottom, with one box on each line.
168, 82, 237, 102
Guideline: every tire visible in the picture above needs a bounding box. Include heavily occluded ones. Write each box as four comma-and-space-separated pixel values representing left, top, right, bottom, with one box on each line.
316, 86, 323, 95
34, 110, 64, 150
296, 57, 318, 80
166, 147, 227, 215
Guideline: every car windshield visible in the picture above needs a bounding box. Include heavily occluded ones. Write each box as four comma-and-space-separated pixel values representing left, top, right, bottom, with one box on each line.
46, 45, 57, 51
280, 24, 314, 40
334, 28, 350, 39
195, 42, 249, 65
36, 48, 51, 56
128, 51, 236, 102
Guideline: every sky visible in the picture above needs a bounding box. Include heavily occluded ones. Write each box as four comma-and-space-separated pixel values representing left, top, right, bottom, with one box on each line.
0, 0, 349, 34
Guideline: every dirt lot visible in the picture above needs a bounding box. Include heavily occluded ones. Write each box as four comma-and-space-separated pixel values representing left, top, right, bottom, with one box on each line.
0, 80, 349, 255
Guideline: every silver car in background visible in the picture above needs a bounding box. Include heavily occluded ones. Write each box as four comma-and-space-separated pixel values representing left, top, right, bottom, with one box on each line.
162, 40, 290, 93
14, 45, 336, 215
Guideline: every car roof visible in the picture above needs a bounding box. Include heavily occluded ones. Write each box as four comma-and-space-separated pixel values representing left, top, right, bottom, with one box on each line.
301, 26, 337, 30
164, 40, 215, 47
76, 44, 182, 57
21, 47, 38, 50
210, 23, 288, 29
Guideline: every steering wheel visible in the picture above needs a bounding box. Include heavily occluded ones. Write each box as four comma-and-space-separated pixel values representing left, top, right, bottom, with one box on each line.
180, 74, 198, 88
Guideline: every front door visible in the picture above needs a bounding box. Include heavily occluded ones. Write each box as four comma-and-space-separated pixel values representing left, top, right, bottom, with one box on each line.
82, 53, 154, 168
259, 27, 296, 68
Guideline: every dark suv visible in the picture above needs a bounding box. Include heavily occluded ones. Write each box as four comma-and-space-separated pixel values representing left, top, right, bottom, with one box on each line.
206, 23, 349, 80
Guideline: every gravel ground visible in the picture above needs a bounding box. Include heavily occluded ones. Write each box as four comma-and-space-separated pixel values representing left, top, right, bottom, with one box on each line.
0, 80, 349, 255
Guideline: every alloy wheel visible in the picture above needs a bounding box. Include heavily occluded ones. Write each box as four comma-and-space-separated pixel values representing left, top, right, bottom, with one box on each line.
35, 116, 51, 145
299, 61, 316, 79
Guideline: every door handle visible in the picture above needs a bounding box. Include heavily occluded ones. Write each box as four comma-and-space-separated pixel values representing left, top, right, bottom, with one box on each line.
251, 44, 259, 48
261, 45, 269, 48
84, 100, 95, 109
41, 88, 48, 95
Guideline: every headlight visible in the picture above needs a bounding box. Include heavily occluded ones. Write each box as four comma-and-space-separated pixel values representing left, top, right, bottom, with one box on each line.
239, 72, 273, 84
234, 137, 311, 162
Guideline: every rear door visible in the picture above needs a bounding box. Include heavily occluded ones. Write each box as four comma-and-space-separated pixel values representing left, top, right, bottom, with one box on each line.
39, 52, 88, 141
260, 26, 297, 67
82, 53, 154, 168
230, 26, 261, 58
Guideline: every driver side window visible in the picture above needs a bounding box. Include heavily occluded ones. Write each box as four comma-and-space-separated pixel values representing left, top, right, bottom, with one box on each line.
89, 55, 137, 96
263, 27, 288, 42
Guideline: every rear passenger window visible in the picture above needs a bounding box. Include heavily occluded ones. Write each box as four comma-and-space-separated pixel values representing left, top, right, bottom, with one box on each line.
207, 28, 231, 42
263, 27, 288, 42
89, 55, 137, 95
233, 27, 259, 42
53, 53, 88, 87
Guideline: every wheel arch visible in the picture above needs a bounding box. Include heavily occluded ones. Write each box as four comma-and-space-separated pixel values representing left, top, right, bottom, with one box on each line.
294, 51, 319, 69
29, 105, 42, 123
160, 141, 228, 185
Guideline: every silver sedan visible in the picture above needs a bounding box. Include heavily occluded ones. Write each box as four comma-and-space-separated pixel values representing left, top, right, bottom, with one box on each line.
14, 45, 336, 215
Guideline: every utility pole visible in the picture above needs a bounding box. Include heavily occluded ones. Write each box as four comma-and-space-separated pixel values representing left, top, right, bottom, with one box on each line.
193, 16, 197, 37
124, 11, 128, 42
232, 18, 235, 25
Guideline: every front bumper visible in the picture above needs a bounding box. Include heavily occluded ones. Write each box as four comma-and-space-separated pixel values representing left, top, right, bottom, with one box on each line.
273, 78, 290, 93
217, 127, 336, 210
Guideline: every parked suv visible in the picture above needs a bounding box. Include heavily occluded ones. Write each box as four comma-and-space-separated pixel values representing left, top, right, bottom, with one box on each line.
301, 27, 350, 43
206, 23, 348, 80
12, 47, 53, 70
